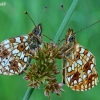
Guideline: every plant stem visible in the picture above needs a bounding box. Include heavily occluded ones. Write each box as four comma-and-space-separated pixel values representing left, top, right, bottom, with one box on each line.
53, 0, 79, 43
23, 88, 34, 100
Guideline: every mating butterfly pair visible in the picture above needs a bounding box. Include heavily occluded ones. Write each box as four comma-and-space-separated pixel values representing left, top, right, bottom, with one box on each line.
0, 24, 98, 91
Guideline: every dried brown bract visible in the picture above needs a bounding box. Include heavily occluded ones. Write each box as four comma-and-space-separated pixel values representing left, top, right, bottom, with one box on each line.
24, 42, 64, 97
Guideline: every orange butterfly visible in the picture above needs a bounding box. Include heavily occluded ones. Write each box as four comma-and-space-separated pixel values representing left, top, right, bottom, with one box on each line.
62, 28, 98, 91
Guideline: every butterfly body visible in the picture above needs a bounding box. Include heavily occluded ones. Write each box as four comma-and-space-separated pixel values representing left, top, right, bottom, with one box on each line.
0, 24, 42, 75
62, 28, 98, 91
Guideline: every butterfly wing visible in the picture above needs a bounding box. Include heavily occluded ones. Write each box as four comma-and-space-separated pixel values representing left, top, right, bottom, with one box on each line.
63, 43, 98, 91
0, 35, 30, 75
0, 24, 42, 75
62, 28, 98, 91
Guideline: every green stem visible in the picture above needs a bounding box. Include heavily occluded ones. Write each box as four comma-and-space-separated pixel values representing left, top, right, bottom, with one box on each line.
23, 0, 79, 100
23, 88, 34, 100
53, 0, 79, 43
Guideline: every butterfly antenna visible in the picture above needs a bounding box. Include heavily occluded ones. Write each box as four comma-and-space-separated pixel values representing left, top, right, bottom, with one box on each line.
39, 6, 47, 21
24, 11, 36, 27
61, 4, 66, 14
75, 20, 100, 34
58, 4, 71, 41
38, 6, 52, 41
58, 4, 66, 42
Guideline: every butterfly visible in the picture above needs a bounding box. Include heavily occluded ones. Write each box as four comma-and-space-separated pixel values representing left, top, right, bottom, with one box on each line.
0, 24, 42, 75
62, 28, 98, 91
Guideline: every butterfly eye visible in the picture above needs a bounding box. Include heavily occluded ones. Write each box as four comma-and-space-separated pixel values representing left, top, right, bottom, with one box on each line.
34, 28, 39, 35
69, 35, 75, 42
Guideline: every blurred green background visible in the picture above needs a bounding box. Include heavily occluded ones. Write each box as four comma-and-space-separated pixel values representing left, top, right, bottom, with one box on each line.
0, 0, 100, 100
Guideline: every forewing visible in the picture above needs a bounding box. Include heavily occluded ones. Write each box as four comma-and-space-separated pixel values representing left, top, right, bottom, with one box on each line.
63, 43, 98, 91
0, 35, 30, 75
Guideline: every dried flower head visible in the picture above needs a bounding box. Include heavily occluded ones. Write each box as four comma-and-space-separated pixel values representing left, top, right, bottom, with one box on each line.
24, 42, 64, 97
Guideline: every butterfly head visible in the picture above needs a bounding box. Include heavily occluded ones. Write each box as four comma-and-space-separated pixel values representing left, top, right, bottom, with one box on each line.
65, 28, 75, 44
33, 24, 42, 37
28, 24, 42, 52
